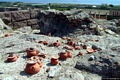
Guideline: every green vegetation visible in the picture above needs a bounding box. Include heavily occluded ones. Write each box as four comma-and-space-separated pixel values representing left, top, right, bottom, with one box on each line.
0, 1, 120, 11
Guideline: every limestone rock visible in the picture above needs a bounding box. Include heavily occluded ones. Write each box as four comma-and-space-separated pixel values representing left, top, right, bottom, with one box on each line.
16, 26, 32, 33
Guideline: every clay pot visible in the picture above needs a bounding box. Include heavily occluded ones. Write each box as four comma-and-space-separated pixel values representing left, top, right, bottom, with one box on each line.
30, 56, 43, 67
25, 59, 40, 74
26, 48, 38, 57
43, 41, 48, 45
75, 46, 81, 50
66, 50, 72, 58
78, 52, 84, 56
64, 45, 74, 50
67, 41, 74, 46
53, 40, 60, 47
87, 48, 94, 54
37, 53, 46, 58
51, 56, 59, 65
67, 37, 72, 41
82, 45, 87, 49
61, 36, 67, 40
5, 33, 10, 37
95, 40, 99, 42
58, 51, 68, 60
7, 53, 18, 62
38, 41, 44, 44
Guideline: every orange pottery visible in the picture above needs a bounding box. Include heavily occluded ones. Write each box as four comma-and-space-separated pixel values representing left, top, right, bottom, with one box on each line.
43, 41, 48, 45
75, 46, 81, 50
26, 48, 38, 57
53, 40, 60, 47
78, 52, 84, 56
50, 56, 59, 65
37, 53, 46, 58
66, 50, 72, 58
61, 36, 67, 40
25, 59, 40, 74
64, 45, 74, 50
30, 56, 43, 67
67, 37, 73, 41
82, 45, 87, 49
87, 48, 94, 54
38, 41, 44, 44
5, 33, 10, 37
7, 53, 18, 62
58, 51, 68, 60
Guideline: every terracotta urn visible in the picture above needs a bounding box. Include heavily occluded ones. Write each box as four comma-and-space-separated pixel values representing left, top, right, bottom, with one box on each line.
30, 56, 43, 68
87, 48, 94, 54
75, 46, 81, 50
43, 41, 48, 45
26, 48, 38, 57
53, 40, 60, 47
58, 51, 68, 60
61, 36, 67, 40
50, 56, 59, 65
7, 53, 18, 62
25, 59, 40, 74
78, 52, 84, 56
95, 40, 99, 42
66, 50, 72, 58
38, 41, 44, 44
67, 41, 74, 46
67, 37, 73, 41
5, 33, 10, 37
64, 45, 74, 50
37, 53, 46, 58
82, 45, 87, 49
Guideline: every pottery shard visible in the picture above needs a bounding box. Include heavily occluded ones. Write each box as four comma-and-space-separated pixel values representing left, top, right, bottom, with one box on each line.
27, 19, 38, 26
11, 11, 30, 21
13, 20, 27, 28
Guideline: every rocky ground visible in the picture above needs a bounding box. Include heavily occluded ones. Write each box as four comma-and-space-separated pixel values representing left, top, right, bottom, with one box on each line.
0, 25, 120, 80
0, 9, 120, 80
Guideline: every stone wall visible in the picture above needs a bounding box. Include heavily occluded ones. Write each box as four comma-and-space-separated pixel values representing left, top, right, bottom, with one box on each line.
0, 9, 40, 29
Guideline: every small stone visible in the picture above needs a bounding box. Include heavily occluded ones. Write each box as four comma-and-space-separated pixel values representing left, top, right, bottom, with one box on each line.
88, 55, 95, 61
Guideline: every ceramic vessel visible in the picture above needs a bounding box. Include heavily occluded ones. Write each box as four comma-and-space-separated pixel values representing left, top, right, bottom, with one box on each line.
58, 51, 68, 60
53, 40, 60, 47
25, 59, 40, 74
50, 56, 59, 65
64, 45, 74, 50
38, 41, 44, 44
82, 45, 87, 49
5, 33, 10, 37
30, 56, 42, 67
61, 36, 67, 40
37, 53, 46, 58
67, 37, 72, 41
75, 46, 81, 50
66, 50, 72, 58
7, 53, 18, 62
43, 41, 48, 45
87, 48, 94, 54
26, 48, 38, 57
78, 52, 84, 56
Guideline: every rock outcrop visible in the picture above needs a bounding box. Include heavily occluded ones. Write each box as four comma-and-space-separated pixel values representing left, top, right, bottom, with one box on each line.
0, 18, 13, 37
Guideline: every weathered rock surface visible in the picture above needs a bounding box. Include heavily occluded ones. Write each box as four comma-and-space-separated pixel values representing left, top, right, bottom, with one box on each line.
0, 18, 13, 37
